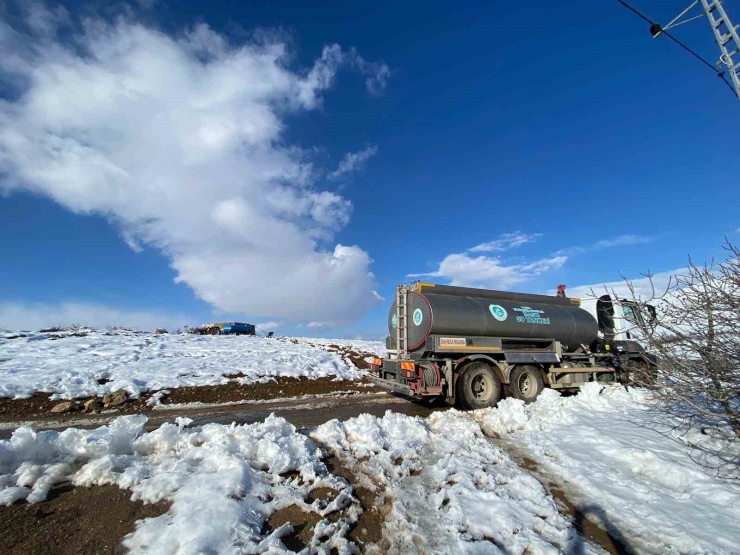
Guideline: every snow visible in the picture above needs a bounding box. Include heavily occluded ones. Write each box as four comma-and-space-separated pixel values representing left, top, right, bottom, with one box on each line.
1, 385, 739, 553
312, 410, 580, 554
0, 414, 360, 554
0, 411, 584, 555
289, 336, 387, 358
0, 330, 364, 400
472, 384, 740, 555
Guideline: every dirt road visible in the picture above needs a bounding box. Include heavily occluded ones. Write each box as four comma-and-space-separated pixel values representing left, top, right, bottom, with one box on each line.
0, 392, 446, 438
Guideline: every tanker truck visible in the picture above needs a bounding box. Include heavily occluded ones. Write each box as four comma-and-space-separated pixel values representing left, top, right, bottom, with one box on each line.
368, 282, 655, 409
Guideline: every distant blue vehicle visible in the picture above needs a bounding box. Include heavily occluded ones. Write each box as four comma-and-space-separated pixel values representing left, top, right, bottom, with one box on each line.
221, 322, 256, 336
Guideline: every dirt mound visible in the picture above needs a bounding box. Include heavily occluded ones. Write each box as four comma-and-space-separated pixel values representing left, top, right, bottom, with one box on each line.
159, 376, 380, 406
0, 484, 169, 555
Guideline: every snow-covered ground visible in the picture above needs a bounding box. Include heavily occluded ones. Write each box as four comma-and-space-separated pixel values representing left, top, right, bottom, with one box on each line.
288, 337, 386, 358
1, 361, 738, 554
472, 384, 740, 555
0, 414, 360, 554
313, 410, 581, 554
0, 412, 584, 555
0, 330, 370, 400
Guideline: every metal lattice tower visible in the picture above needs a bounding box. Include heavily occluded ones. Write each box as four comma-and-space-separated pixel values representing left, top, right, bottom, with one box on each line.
654, 0, 740, 100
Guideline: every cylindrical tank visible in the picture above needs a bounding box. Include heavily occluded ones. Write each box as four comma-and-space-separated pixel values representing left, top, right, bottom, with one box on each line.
388, 285, 598, 352
222, 323, 255, 335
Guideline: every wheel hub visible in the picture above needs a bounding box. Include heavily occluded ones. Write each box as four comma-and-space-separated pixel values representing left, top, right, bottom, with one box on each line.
519, 374, 531, 395
471, 374, 493, 401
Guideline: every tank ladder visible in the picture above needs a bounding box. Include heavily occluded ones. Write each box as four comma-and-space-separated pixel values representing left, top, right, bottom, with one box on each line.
396, 284, 409, 360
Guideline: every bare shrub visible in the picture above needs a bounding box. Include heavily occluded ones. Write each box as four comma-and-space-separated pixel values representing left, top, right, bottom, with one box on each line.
621, 240, 740, 448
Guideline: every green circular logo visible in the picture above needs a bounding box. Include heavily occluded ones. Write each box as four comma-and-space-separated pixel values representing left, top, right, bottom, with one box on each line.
489, 304, 508, 321
391, 314, 398, 328
413, 308, 423, 326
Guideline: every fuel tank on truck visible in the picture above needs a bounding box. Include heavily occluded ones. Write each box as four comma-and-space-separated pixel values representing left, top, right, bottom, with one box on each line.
388, 284, 598, 352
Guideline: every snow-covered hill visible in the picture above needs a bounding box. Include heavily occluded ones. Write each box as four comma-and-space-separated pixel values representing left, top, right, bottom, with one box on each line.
0, 330, 380, 400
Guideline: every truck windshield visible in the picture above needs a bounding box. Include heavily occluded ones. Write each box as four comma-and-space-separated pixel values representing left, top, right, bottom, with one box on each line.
621, 302, 645, 327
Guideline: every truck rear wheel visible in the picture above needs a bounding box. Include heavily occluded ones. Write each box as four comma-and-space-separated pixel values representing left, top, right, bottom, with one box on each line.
456, 361, 502, 410
510, 365, 545, 403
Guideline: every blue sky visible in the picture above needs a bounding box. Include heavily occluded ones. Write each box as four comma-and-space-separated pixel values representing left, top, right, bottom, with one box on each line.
1, 0, 739, 338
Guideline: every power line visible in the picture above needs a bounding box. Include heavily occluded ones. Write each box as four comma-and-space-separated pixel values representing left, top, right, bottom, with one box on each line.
615, 0, 737, 97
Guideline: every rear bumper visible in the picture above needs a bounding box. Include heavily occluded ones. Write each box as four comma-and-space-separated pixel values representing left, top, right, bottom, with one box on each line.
367, 374, 413, 396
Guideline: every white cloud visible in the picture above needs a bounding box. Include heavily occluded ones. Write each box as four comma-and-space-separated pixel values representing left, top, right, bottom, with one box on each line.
469, 232, 541, 253
307, 321, 335, 329
0, 6, 387, 323
0, 302, 194, 332
558, 269, 685, 301
351, 54, 390, 95
593, 235, 654, 248
327, 145, 378, 181
556, 235, 655, 256
255, 321, 282, 331
410, 254, 568, 290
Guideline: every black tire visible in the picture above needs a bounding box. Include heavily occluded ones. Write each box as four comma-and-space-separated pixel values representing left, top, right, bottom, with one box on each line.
456, 361, 502, 410
510, 365, 546, 403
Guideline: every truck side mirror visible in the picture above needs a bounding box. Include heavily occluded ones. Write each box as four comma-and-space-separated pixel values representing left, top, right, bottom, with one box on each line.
647, 305, 657, 322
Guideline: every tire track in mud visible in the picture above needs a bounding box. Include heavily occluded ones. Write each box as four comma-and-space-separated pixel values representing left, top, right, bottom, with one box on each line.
490, 436, 632, 555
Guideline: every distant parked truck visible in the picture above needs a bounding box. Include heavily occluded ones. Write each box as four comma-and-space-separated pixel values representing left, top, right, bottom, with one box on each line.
369, 282, 656, 410
191, 322, 256, 336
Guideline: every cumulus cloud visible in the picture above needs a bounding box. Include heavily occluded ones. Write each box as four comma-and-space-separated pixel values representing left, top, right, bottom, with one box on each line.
558, 269, 685, 301
327, 145, 378, 181
0, 302, 194, 332
307, 321, 336, 329
410, 254, 567, 290
0, 5, 388, 323
255, 321, 282, 331
469, 232, 541, 253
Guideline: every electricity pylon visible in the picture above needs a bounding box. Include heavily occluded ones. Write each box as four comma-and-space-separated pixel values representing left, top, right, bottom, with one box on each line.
652, 0, 740, 101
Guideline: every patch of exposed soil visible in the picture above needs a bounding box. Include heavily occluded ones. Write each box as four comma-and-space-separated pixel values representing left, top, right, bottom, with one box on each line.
324, 456, 389, 549
265, 504, 328, 552
0, 484, 169, 555
161, 376, 380, 406
0, 377, 382, 423
0, 393, 62, 419
263, 455, 390, 553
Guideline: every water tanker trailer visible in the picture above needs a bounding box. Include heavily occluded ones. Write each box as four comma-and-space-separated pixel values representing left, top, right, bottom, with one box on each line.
369, 282, 655, 409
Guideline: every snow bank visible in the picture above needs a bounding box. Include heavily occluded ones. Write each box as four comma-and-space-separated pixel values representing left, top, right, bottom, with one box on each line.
0, 414, 359, 554
0, 331, 363, 400
472, 384, 740, 554
312, 410, 575, 554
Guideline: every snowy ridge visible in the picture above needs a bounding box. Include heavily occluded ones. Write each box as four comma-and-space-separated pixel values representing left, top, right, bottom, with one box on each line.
471, 384, 740, 555
0, 331, 363, 400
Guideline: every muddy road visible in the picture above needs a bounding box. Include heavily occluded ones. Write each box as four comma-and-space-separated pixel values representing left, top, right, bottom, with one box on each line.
0, 392, 447, 438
